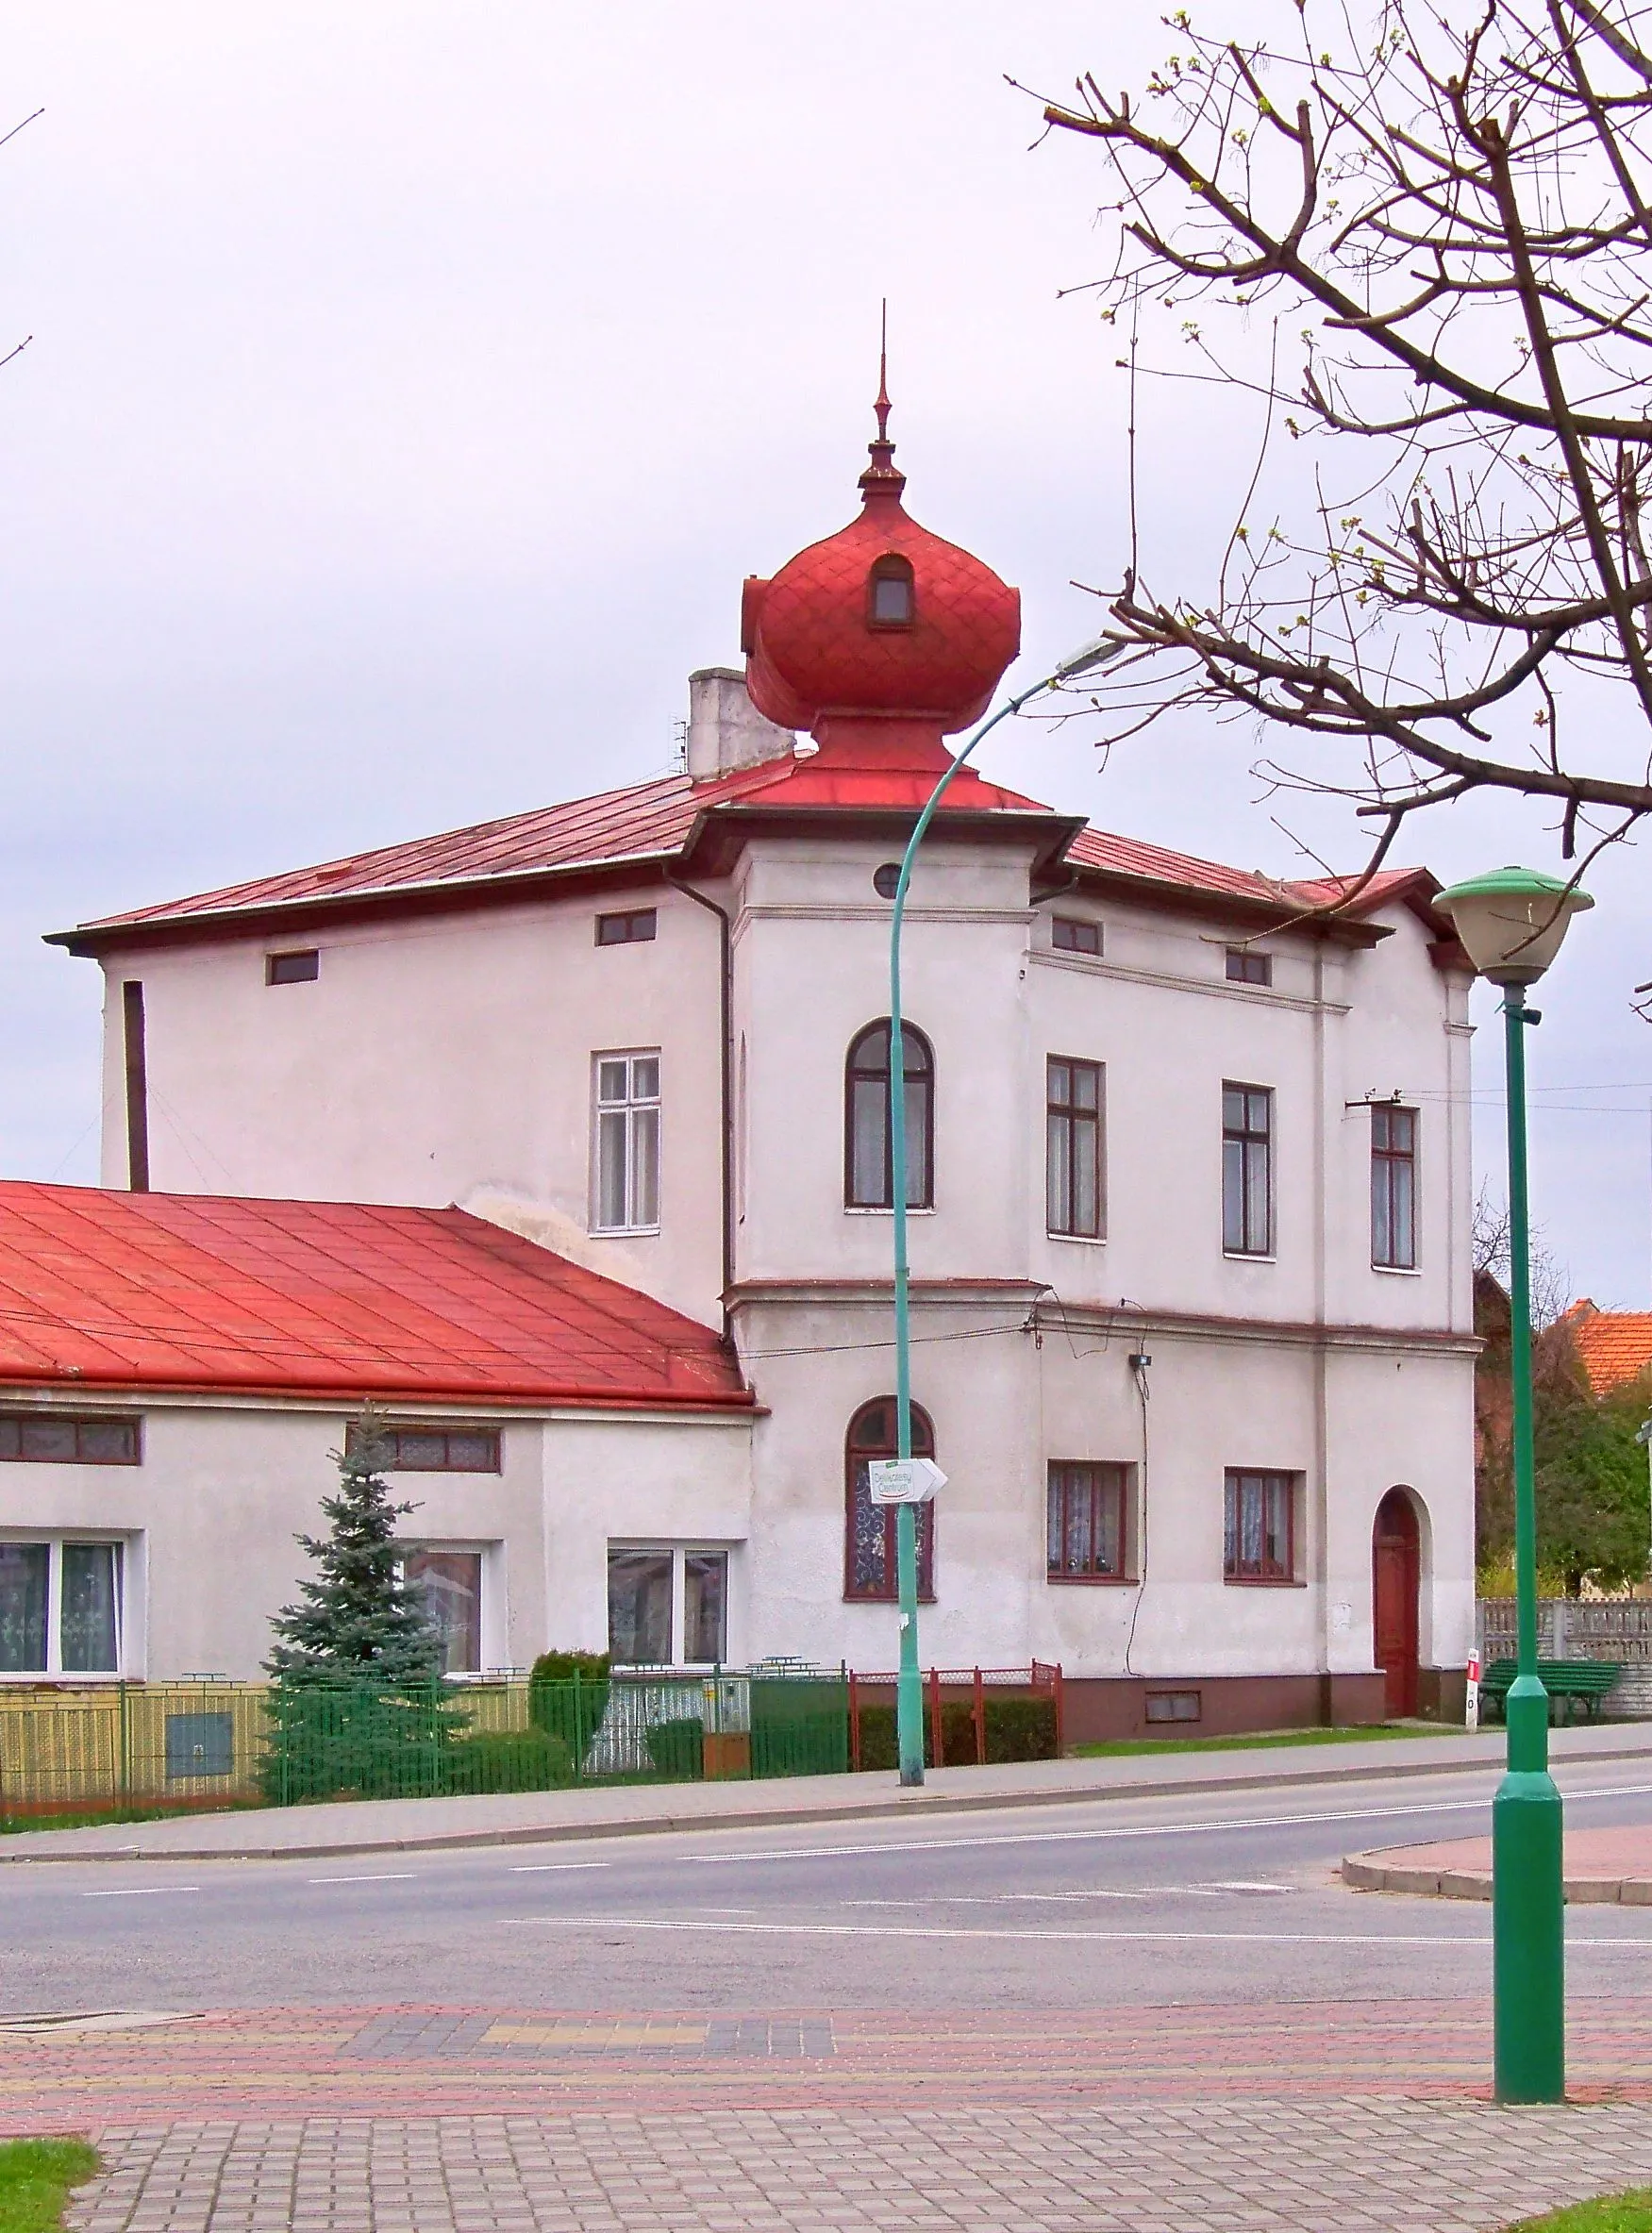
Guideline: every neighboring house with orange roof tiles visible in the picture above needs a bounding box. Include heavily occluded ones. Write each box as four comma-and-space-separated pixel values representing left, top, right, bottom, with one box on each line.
17, 393, 1482, 1729
1561, 1301, 1652, 1397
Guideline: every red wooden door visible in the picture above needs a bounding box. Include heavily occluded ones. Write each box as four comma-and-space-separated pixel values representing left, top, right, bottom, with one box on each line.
1372, 1489, 1420, 1717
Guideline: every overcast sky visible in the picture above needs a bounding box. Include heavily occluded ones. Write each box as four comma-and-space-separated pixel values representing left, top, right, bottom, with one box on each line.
2, 3, 1647, 1308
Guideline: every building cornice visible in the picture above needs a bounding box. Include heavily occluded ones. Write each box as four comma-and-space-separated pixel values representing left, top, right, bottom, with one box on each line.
726, 1280, 1478, 1355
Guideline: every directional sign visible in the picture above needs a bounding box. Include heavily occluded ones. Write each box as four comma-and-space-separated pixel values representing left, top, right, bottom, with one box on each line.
867, 1457, 947, 1506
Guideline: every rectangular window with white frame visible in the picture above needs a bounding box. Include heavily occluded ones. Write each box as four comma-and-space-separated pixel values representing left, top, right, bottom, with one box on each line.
1371, 1105, 1418, 1269
1222, 1082, 1274, 1256
607, 1543, 729, 1667
592, 1051, 660, 1233
0, 1539, 125, 1675
400, 1546, 485, 1675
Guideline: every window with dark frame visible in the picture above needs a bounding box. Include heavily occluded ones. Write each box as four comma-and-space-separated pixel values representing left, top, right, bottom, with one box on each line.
867, 554, 915, 627
1046, 1058, 1105, 1239
349, 1424, 501, 1474
595, 908, 658, 947
1046, 1461, 1130, 1580
1225, 946, 1272, 986
844, 1398, 936, 1602
1224, 1470, 1295, 1581
1051, 916, 1102, 957
0, 1415, 140, 1465
844, 1020, 934, 1209
1371, 1105, 1418, 1270
266, 949, 320, 985
1222, 1083, 1274, 1255
1145, 1690, 1201, 1724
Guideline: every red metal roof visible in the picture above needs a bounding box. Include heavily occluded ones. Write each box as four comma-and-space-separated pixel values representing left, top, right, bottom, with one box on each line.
0, 1183, 751, 1409
1563, 1301, 1652, 1396
52, 746, 1440, 949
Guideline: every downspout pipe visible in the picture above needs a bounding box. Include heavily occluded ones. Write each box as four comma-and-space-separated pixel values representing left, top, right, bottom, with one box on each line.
669, 873, 735, 1344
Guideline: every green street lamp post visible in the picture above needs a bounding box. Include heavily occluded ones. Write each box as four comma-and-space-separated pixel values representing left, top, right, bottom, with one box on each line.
1434, 863, 1594, 2105
886, 634, 1125, 1785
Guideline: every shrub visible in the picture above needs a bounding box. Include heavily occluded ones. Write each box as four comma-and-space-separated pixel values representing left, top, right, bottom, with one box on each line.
528, 1651, 610, 1762
444, 1726, 574, 1795
852, 1694, 1057, 1771
644, 1717, 704, 1779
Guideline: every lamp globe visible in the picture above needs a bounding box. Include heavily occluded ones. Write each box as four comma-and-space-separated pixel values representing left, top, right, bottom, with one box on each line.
1434, 864, 1594, 985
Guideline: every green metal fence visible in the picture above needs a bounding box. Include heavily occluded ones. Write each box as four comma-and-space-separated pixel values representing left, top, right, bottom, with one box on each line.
0, 1667, 855, 1825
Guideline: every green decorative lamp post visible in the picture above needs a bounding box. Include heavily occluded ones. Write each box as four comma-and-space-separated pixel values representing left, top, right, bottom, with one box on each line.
1433, 863, 1594, 2105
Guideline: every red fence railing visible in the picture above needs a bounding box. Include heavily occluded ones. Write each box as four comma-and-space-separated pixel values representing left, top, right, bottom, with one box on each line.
844, 1662, 1062, 1770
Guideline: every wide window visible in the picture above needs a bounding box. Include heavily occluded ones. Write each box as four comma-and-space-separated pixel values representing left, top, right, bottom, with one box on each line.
1225, 947, 1272, 986
1372, 1106, 1418, 1270
607, 1545, 729, 1667
355, 1424, 501, 1473
595, 908, 657, 947
1224, 1472, 1294, 1582
1046, 1462, 1130, 1580
593, 1051, 661, 1233
0, 1540, 123, 1675
1051, 915, 1102, 957
844, 1398, 935, 1602
1222, 1083, 1274, 1256
402, 1548, 483, 1675
845, 1021, 933, 1209
1046, 1058, 1105, 1239
0, 1414, 140, 1464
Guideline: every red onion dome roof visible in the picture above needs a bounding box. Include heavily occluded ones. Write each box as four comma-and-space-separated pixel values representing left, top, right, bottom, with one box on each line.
741, 378, 1021, 741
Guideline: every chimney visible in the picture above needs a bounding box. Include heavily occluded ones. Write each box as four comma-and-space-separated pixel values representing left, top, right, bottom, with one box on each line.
686, 667, 796, 782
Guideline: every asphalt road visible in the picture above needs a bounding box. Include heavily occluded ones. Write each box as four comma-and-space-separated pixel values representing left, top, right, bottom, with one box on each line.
4, 1755, 1649, 2017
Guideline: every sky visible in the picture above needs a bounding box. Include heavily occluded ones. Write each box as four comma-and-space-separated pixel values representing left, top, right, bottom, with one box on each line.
1, 2, 1648, 1308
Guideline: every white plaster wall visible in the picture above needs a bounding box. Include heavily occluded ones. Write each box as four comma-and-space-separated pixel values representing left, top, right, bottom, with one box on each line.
731, 837, 1468, 1341
97, 887, 726, 1325
734, 1296, 1476, 1683
0, 1398, 752, 1683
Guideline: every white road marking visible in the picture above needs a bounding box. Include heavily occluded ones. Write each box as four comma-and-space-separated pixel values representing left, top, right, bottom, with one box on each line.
306, 1873, 415, 1885
509, 1862, 610, 1873
81, 1887, 200, 1898
676, 1782, 1652, 1865
522, 1913, 1652, 1952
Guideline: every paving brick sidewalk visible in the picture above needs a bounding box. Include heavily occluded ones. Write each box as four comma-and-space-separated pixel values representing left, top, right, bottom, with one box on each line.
7, 1998, 1652, 2125
64, 2103, 1652, 2233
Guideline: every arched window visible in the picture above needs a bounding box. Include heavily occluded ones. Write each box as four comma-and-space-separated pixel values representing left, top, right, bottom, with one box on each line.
867, 553, 915, 628
845, 1020, 933, 1208
844, 1397, 936, 1601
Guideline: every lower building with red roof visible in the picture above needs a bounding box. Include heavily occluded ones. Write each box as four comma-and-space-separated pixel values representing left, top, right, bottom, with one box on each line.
0, 1183, 753, 1683
18, 393, 1484, 1730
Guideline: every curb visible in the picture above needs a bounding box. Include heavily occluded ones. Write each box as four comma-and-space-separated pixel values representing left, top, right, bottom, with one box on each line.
1342, 1854, 1652, 1903
8, 1733, 1652, 1866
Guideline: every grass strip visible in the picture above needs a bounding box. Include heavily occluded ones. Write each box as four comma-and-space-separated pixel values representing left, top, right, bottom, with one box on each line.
1502, 2196, 1652, 2231
0, 2141, 100, 2233
1072, 1724, 1455, 1759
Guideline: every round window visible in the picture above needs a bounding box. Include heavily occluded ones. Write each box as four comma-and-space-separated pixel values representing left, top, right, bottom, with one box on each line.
873, 862, 903, 900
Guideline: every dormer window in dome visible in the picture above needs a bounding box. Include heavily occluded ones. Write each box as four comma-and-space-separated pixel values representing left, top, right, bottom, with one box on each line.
867, 554, 915, 630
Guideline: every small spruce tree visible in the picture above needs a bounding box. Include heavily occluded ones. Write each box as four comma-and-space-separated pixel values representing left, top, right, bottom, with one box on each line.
265, 1407, 442, 1687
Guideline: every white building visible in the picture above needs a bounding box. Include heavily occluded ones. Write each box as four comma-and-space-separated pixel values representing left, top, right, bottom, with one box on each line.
12, 401, 1479, 1737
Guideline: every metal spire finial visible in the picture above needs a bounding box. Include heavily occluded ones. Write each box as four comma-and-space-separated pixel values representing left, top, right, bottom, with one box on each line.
860, 297, 905, 503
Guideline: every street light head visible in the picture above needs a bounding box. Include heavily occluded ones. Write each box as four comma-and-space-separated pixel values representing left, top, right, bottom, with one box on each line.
1434, 864, 1594, 986
1051, 631, 1130, 684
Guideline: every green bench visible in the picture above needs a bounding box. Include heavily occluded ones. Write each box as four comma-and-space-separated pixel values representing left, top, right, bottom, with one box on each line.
1479, 1658, 1623, 1725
